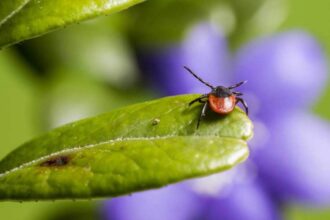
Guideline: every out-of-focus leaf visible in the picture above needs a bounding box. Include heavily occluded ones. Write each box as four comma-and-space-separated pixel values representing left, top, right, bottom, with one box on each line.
314, 84, 330, 119
0, 201, 98, 220
43, 69, 152, 128
18, 17, 138, 86
125, 0, 286, 47
285, 205, 330, 220
0, 0, 144, 49
43, 201, 99, 220
126, 0, 223, 45
228, 0, 287, 48
0, 95, 253, 201
0, 49, 40, 160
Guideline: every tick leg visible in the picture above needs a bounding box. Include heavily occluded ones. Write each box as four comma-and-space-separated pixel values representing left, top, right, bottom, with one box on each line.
233, 91, 243, 96
197, 102, 208, 129
236, 97, 249, 115
228, 81, 247, 89
189, 94, 208, 106
184, 66, 215, 89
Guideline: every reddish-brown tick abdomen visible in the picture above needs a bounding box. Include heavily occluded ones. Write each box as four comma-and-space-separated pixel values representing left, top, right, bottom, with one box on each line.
208, 94, 236, 114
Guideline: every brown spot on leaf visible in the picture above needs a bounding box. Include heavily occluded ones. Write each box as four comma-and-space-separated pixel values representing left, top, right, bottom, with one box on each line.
40, 155, 70, 167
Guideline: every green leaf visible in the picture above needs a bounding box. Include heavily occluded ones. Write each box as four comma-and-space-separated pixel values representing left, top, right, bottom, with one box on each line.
0, 0, 144, 49
0, 49, 40, 161
127, 0, 223, 45
0, 94, 253, 201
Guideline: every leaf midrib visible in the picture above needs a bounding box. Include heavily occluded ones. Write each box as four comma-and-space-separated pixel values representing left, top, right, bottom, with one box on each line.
0, 135, 245, 177
0, 0, 31, 28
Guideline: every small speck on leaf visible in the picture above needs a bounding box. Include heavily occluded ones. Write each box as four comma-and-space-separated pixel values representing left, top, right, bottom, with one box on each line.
152, 118, 160, 126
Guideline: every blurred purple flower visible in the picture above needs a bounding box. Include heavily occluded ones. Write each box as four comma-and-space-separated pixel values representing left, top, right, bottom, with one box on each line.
234, 31, 328, 117
103, 184, 207, 220
254, 111, 330, 205
103, 24, 330, 220
205, 180, 280, 220
136, 24, 231, 95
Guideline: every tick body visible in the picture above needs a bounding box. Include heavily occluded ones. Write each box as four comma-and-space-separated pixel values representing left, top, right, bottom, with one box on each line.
208, 94, 236, 114
184, 66, 248, 128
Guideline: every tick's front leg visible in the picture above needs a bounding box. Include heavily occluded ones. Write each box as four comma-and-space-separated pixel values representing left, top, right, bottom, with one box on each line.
197, 102, 208, 129
189, 94, 208, 106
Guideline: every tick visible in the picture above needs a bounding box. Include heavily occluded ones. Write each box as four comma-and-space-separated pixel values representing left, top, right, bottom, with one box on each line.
184, 66, 248, 129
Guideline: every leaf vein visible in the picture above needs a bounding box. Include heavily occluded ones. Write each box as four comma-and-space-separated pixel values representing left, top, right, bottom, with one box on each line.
0, 0, 31, 28
0, 136, 242, 178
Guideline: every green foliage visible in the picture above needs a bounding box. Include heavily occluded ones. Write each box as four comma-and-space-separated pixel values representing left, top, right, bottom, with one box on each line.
0, 0, 144, 49
126, 0, 286, 47
18, 17, 139, 87
0, 50, 40, 159
0, 95, 253, 201
285, 205, 330, 220
125, 0, 222, 45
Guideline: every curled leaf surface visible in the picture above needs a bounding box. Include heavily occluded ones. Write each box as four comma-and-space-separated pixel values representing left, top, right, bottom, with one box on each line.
0, 0, 144, 48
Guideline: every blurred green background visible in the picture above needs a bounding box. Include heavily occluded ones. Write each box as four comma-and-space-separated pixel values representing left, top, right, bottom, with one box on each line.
1, 0, 330, 219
